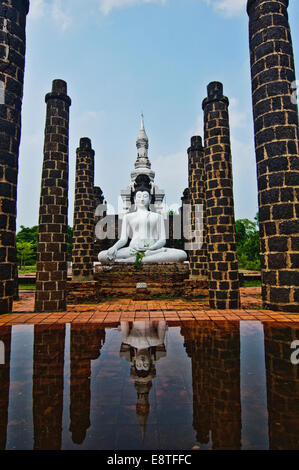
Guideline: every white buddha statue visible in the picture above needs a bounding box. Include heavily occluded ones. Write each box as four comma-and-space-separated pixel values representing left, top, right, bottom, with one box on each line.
98, 187, 187, 264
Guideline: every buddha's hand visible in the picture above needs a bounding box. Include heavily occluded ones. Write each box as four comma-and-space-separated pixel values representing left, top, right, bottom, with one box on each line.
144, 249, 152, 257
107, 246, 117, 260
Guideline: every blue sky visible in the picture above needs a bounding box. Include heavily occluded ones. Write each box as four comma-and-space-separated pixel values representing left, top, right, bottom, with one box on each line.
17, 0, 299, 229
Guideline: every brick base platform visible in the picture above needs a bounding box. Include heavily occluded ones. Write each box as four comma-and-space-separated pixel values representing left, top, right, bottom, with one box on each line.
92, 263, 208, 300
67, 281, 99, 303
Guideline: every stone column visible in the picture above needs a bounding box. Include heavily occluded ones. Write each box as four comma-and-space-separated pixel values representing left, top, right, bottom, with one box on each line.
187, 136, 208, 279
247, 0, 299, 312
34, 80, 71, 313
72, 138, 95, 281
202, 82, 240, 309
0, 0, 29, 314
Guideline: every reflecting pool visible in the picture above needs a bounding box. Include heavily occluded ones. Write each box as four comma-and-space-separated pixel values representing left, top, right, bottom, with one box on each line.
0, 320, 299, 450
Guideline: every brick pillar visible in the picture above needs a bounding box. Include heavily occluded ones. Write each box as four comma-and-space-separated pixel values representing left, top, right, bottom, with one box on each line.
202, 82, 240, 309
187, 136, 208, 279
0, 0, 29, 314
34, 80, 71, 313
72, 138, 95, 281
33, 325, 65, 450
247, 0, 299, 312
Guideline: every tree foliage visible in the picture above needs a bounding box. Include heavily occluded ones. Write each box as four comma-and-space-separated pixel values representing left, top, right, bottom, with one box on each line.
16, 225, 74, 268
235, 214, 260, 271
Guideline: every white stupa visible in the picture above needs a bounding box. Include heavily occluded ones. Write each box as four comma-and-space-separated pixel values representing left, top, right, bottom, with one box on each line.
120, 115, 165, 215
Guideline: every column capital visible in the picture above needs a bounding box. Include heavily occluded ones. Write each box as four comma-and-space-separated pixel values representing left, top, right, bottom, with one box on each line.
45, 79, 71, 106
247, 0, 289, 15
202, 82, 229, 110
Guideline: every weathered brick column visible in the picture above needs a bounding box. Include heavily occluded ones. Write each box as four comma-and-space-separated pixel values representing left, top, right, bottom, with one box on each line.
0, 0, 29, 314
72, 138, 95, 281
187, 136, 208, 279
202, 82, 240, 309
247, 0, 299, 312
35, 80, 71, 312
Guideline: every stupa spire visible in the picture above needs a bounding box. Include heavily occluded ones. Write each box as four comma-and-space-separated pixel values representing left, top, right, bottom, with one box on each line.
136, 113, 148, 149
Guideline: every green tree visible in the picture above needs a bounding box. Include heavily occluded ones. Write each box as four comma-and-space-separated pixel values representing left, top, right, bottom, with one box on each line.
235, 214, 260, 270
16, 241, 35, 269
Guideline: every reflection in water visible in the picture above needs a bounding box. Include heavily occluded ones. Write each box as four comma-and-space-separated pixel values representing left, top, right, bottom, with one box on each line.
70, 325, 105, 444
0, 327, 11, 450
119, 321, 167, 439
264, 324, 299, 450
0, 320, 299, 449
181, 321, 241, 450
33, 325, 65, 450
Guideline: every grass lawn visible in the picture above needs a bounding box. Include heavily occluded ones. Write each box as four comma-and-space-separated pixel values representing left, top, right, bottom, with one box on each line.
19, 284, 36, 290
242, 280, 261, 288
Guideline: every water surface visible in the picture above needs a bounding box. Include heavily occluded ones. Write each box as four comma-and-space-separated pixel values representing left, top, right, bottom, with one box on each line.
0, 320, 299, 450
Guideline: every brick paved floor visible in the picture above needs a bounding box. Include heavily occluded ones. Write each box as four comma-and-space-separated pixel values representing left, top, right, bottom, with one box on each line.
0, 287, 298, 325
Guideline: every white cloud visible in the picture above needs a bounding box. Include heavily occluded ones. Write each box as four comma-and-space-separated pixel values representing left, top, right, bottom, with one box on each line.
29, 0, 72, 30
204, 0, 246, 17
52, 0, 72, 31
98, 0, 166, 15
29, 0, 46, 20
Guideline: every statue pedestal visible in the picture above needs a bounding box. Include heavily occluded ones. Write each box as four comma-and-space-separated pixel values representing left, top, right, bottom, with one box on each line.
94, 263, 190, 299
66, 264, 209, 303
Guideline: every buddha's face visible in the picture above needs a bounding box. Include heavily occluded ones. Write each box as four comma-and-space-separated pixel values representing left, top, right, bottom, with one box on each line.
135, 352, 150, 371
135, 191, 150, 209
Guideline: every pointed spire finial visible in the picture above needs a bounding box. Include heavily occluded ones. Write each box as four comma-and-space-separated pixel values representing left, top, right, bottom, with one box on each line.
141, 113, 145, 131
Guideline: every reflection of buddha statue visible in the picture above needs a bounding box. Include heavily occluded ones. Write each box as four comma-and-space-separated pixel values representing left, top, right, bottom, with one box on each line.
119, 321, 167, 440
98, 187, 187, 264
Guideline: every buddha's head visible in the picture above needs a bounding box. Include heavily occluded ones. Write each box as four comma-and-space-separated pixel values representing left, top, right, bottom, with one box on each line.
135, 350, 151, 372
134, 188, 151, 209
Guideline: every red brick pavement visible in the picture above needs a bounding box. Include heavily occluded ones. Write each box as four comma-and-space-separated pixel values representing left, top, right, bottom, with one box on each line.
0, 287, 297, 325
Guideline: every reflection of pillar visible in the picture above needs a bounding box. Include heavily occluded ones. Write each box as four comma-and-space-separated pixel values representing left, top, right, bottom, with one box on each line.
0, 327, 11, 450
247, 0, 299, 312
69, 324, 105, 444
264, 324, 299, 449
35, 80, 71, 312
182, 321, 241, 449
33, 325, 65, 450
187, 136, 208, 279
0, 0, 29, 314
202, 82, 240, 309
72, 138, 95, 281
